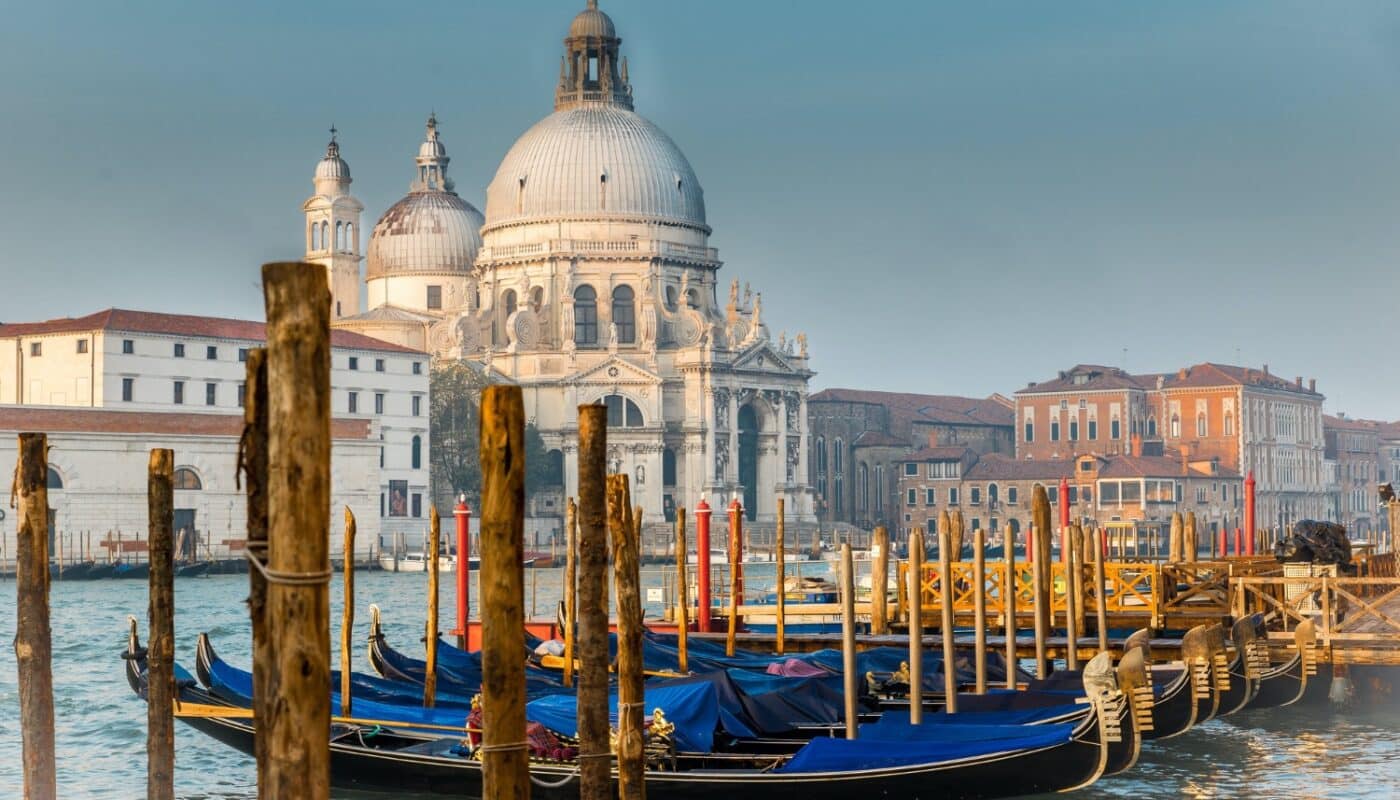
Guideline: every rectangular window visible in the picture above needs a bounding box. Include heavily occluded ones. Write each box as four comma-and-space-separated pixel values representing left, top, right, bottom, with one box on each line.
1100, 481, 1119, 503
1111, 419, 1120, 440
1069, 420, 1079, 441
349, 356, 359, 371
375, 393, 385, 414
1048, 486, 1058, 503
411, 493, 423, 518
1024, 422, 1034, 443
348, 391, 359, 413
970, 487, 982, 505
205, 382, 216, 406
925, 488, 936, 505
412, 362, 422, 375
375, 358, 385, 373
906, 488, 917, 506
1050, 420, 1060, 441
238, 348, 249, 362
29, 342, 41, 357
1068, 486, 1079, 503
206, 346, 218, 360
1122, 481, 1142, 503
173, 381, 184, 405
412, 395, 422, 417
122, 378, 134, 402
904, 462, 918, 476
948, 487, 959, 505
123, 339, 135, 354
972, 518, 982, 531
237, 382, 246, 407
76, 339, 88, 354
380, 493, 385, 518
174, 343, 185, 358
426, 286, 443, 310
1007, 486, 1018, 505
1088, 420, 1097, 440
1196, 486, 1207, 503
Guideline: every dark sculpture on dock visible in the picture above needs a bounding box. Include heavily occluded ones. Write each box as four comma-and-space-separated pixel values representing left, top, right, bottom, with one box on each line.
1273, 520, 1356, 575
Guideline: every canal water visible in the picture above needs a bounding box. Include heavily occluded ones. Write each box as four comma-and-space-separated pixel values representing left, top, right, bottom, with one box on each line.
0, 570, 1396, 799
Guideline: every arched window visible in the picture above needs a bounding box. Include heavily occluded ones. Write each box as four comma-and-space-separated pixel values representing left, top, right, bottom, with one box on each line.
1111, 417, 1121, 440
411, 435, 422, 470
1196, 413, 1207, 437
320, 221, 329, 250
574, 286, 598, 345
345, 223, 354, 253
858, 463, 869, 512
530, 287, 544, 313
502, 289, 518, 319
1147, 415, 1158, 438
173, 468, 202, 490
833, 438, 844, 514
46, 467, 63, 490
1170, 414, 1181, 438
309, 223, 318, 251
665, 286, 678, 311
815, 436, 828, 500
988, 483, 999, 505
685, 288, 700, 309
612, 286, 635, 344
602, 395, 644, 428
335, 221, 343, 251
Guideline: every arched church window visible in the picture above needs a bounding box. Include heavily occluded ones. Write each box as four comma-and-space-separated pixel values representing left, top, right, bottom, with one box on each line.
1170, 414, 1181, 439
665, 286, 678, 311
502, 290, 517, 319
345, 223, 354, 253
411, 435, 423, 470
663, 448, 676, 487
320, 221, 329, 251
685, 289, 700, 310
612, 286, 635, 344
173, 468, 202, 491
602, 395, 644, 428
858, 463, 869, 512
531, 287, 544, 313
46, 467, 63, 490
599, 172, 607, 210
574, 286, 598, 345
1147, 415, 1157, 438
335, 221, 343, 251
309, 223, 317, 251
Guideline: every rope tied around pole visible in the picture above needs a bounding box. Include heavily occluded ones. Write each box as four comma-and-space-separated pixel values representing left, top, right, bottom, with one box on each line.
244, 544, 332, 586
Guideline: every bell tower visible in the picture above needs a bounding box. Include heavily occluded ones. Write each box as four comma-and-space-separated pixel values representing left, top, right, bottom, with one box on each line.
303, 127, 364, 319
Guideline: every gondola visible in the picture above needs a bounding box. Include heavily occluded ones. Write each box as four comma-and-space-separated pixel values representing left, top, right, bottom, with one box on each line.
1216, 615, 1268, 716
1243, 620, 1325, 710
1189, 623, 1230, 724
124, 623, 1114, 799
1119, 627, 1201, 740
112, 561, 150, 579
176, 561, 213, 578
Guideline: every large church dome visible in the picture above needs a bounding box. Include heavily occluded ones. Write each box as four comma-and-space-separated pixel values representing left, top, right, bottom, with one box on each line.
367, 115, 484, 280
483, 106, 706, 232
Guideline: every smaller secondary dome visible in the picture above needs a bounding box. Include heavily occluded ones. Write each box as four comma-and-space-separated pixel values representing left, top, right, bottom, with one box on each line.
314, 129, 351, 183
366, 192, 484, 280
569, 1, 615, 39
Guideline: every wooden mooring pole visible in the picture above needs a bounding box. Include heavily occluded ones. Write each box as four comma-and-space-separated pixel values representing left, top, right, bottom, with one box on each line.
1031, 486, 1052, 679
15, 432, 56, 800
870, 524, 888, 637
775, 499, 787, 652
1005, 524, 1018, 690
576, 404, 610, 800
674, 507, 689, 672
608, 479, 644, 800
907, 530, 924, 724
839, 543, 858, 739
937, 518, 958, 713
972, 527, 987, 694
147, 448, 176, 800
424, 506, 440, 709
238, 347, 270, 790
1063, 524, 1080, 672
341, 508, 356, 717
1093, 528, 1109, 654
260, 262, 332, 799
562, 498, 578, 687
479, 385, 528, 800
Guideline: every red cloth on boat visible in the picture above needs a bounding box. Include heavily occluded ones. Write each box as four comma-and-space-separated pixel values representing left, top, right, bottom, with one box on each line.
765, 658, 832, 678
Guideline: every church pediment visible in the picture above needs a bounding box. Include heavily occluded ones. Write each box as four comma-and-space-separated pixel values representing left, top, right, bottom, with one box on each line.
731, 343, 796, 374
564, 356, 663, 387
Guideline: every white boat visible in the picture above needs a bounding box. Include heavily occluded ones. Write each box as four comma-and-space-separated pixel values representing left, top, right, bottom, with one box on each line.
378, 552, 460, 573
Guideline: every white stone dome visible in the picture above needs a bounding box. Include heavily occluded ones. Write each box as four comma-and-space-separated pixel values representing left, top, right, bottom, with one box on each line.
568, 3, 615, 39
366, 191, 484, 280
315, 152, 351, 181
483, 106, 706, 233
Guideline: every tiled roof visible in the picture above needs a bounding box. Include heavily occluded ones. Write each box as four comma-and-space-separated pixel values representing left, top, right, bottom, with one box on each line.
1015, 365, 1144, 395
1378, 421, 1400, 441
963, 454, 1075, 481
0, 406, 373, 439
809, 388, 1013, 428
853, 430, 906, 448
1323, 414, 1381, 433
1162, 363, 1321, 396
1095, 453, 1240, 479
902, 446, 974, 462
0, 308, 425, 355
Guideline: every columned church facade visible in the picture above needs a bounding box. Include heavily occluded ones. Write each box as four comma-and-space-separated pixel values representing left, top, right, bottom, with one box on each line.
307, 2, 816, 528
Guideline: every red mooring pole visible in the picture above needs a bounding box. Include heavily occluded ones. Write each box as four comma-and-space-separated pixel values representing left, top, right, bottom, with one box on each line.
452, 497, 471, 649
695, 499, 713, 632
1244, 472, 1256, 557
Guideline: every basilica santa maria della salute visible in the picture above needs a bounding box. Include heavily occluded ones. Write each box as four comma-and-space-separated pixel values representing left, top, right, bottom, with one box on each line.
305, 1, 816, 529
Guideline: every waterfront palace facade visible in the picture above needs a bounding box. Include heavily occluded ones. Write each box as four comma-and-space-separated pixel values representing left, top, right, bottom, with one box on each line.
312, 1, 815, 529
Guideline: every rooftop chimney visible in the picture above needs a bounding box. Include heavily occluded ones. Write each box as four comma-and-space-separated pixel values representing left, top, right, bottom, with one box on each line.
1263, 363, 1270, 376
1130, 433, 1142, 457
1177, 368, 1188, 380
1295, 376, 1303, 387
1309, 378, 1316, 393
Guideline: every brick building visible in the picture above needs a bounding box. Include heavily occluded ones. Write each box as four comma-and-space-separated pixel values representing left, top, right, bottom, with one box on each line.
807, 389, 1014, 530
896, 447, 1241, 546
1324, 414, 1381, 535
1016, 362, 1326, 531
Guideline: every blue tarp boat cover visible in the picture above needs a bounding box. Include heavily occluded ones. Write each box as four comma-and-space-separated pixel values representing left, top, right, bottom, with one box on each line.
524, 681, 719, 754
778, 720, 1077, 773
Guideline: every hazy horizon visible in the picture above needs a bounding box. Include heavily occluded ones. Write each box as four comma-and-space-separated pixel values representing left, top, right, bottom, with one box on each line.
2, 1, 1398, 419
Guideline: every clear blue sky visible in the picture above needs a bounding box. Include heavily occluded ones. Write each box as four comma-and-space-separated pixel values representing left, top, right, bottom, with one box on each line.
2, 1, 1398, 419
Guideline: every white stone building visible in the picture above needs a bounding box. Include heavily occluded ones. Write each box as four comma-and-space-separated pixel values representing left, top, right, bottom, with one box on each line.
0, 309, 432, 546
313, 1, 816, 534
0, 407, 379, 564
